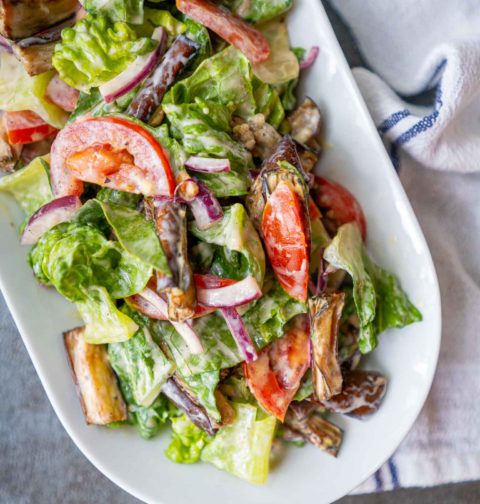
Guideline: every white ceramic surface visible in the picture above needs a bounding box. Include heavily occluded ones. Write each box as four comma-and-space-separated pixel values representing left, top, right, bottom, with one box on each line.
0, 1, 441, 503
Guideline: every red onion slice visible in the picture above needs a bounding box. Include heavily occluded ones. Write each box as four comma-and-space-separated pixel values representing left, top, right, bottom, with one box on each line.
300, 46, 319, 70
127, 293, 167, 320
197, 275, 262, 308
138, 287, 204, 354
220, 307, 258, 362
0, 35, 12, 53
99, 27, 167, 104
21, 195, 82, 245
187, 179, 223, 230
185, 156, 231, 173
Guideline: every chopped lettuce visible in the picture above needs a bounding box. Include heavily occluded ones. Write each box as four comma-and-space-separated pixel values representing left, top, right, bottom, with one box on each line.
96, 187, 141, 209
166, 414, 210, 464
324, 223, 422, 352
181, 370, 221, 423
252, 77, 285, 129
140, 8, 186, 37
77, 286, 139, 343
108, 307, 174, 407
201, 403, 276, 484
81, 0, 144, 24
0, 156, 52, 217
223, 0, 293, 23
130, 394, 177, 439
53, 13, 155, 92
0, 53, 67, 128
181, 16, 211, 69
74, 199, 170, 274
190, 203, 265, 286
293, 369, 313, 401
243, 280, 307, 348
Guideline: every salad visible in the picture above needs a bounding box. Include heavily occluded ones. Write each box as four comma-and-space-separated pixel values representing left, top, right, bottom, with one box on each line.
0, 0, 422, 485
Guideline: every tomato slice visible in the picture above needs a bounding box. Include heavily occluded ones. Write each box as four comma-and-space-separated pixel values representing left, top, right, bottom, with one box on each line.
313, 175, 367, 240
50, 116, 175, 197
262, 181, 309, 302
4, 111, 58, 145
45, 75, 79, 112
176, 0, 270, 63
244, 314, 310, 421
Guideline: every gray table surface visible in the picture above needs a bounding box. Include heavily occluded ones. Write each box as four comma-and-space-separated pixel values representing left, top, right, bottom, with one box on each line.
2, 3, 480, 503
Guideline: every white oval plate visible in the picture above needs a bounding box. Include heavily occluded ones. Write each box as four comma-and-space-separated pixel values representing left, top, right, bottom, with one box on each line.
0, 1, 441, 503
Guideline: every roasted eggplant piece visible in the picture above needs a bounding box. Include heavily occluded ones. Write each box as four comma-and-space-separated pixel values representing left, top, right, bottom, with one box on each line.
162, 375, 218, 435
63, 327, 128, 425
145, 197, 196, 321
11, 15, 75, 75
127, 35, 200, 123
232, 113, 281, 160
0, 0, 78, 40
309, 293, 345, 401
284, 406, 343, 457
319, 370, 387, 419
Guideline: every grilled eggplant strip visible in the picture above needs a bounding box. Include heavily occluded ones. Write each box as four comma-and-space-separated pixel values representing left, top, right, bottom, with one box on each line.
162, 375, 218, 435
146, 197, 196, 321
11, 15, 76, 75
0, 0, 78, 40
127, 35, 200, 123
284, 408, 343, 457
63, 327, 128, 425
309, 293, 345, 401
320, 370, 387, 419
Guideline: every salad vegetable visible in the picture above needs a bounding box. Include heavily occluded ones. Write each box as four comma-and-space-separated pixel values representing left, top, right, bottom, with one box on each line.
0, 0, 422, 485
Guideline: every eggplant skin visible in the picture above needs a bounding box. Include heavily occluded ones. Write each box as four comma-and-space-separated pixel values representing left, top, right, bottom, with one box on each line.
0, 0, 78, 40
64, 327, 128, 426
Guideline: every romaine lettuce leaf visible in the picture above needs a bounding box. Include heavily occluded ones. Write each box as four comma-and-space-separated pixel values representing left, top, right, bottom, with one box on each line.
130, 394, 177, 439
0, 156, 52, 217
53, 13, 155, 92
201, 403, 276, 484
77, 286, 139, 343
0, 53, 67, 128
243, 280, 307, 348
96, 187, 141, 209
223, 0, 293, 23
81, 0, 144, 23
324, 223, 422, 353
181, 370, 221, 423
189, 203, 265, 286
108, 306, 174, 406
166, 414, 210, 464
252, 77, 285, 129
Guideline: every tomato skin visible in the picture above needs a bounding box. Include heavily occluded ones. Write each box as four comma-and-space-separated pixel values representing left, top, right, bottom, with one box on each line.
244, 315, 310, 421
262, 181, 309, 302
4, 111, 58, 145
313, 175, 367, 240
176, 0, 270, 63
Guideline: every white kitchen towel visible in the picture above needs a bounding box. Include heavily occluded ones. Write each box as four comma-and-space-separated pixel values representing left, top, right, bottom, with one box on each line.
327, 0, 480, 493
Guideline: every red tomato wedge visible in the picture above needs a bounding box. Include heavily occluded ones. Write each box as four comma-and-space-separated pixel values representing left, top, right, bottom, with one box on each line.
313, 175, 367, 240
4, 111, 58, 145
50, 116, 175, 197
45, 75, 79, 112
176, 0, 270, 63
262, 181, 309, 302
309, 195, 322, 221
244, 314, 310, 421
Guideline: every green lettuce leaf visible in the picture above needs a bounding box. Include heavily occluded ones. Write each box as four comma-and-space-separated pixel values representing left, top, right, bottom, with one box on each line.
201, 403, 276, 484
243, 280, 307, 348
130, 394, 178, 439
0, 156, 52, 217
74, 199, 170, 274
0, 53, 67, 128
81, 0, 144, 23
293, 369, 313, 401
53, 13, 155, 91
153, 312, 243, 376
108, 306, 174, 406
223, 0, 293, 23
189, 203, 265, 286
181, 370, 221, 423
96, 187, 141, 209
252, 77, 285, 129
166, 414, 210, 464
77, 286, 139, 343
324, 223, 422, 353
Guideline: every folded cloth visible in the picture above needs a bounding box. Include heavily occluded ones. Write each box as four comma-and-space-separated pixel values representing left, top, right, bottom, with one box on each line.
326, 0, 480, 493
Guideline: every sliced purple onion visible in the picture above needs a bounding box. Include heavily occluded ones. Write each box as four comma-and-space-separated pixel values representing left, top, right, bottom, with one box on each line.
197, 275, 262, 308
187, 179, 223, 230
126, 293, 167, 320
139, 287, 204, 354
220, 306, 258, 362
0, 35, 12, 53
300, 46, 320, 70
99, 27, 167, 104
20, 196, 82, 245
185, 156, 231, 173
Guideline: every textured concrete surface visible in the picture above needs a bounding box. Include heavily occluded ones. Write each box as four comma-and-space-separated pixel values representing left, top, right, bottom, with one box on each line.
1, 2, 479, 503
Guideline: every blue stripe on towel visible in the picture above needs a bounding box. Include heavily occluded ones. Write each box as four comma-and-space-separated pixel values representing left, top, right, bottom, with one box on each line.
389, 143, 401, 172
388, 458, 400, 489
378, 109, 411, 136
374, 469, 384, 491
426, 59, 447, 89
